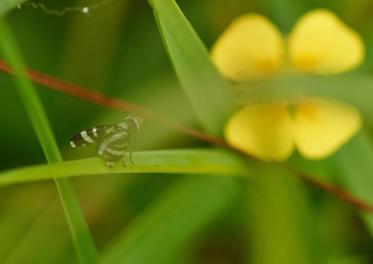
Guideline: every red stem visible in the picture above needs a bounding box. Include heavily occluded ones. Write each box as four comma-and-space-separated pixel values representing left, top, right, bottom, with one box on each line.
1, 59, 372, 213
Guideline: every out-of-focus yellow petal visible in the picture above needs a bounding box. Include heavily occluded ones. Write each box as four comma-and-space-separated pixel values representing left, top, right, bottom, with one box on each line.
211, 14, 285, 81
288, 9, 364, 74
292, 98, 361, 159
224, 103, 293, 161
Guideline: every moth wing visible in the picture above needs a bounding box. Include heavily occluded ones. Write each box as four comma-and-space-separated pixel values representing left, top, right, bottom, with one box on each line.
69, 125, 112, 148
96, 131, 130, 165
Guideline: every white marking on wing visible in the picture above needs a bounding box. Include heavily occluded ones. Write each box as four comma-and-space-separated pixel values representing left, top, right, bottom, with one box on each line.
134, 118, 140, 130
105, 127, 114, 134
118, 122, 128, 130
81, 130, 94, 143
92, 127, 98, 137
106, 148, 124, 155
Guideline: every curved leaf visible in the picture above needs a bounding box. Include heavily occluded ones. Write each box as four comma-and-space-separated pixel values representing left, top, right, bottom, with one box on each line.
0, 149, 245, 186
149, 0, 236, 135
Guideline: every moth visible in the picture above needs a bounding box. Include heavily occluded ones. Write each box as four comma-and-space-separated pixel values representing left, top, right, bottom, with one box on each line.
70, 115, 143, 167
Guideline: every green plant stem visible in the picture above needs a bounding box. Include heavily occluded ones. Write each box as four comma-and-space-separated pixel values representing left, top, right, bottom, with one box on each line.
0, 19, 97, 264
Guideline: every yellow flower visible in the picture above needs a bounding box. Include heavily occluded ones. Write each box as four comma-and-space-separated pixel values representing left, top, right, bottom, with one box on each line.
212, 9, 364, 161
211, 14, 285, 80
288, 11, 364, 74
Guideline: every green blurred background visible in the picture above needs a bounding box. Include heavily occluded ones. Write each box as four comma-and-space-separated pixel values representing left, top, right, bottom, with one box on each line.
1, 0, 373, 263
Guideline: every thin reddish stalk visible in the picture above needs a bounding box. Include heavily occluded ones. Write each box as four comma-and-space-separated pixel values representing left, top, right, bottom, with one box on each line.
286, 166, 373, 213
1, 59, 372, 213
298, 170, 373, 212
0, 60, 227, 148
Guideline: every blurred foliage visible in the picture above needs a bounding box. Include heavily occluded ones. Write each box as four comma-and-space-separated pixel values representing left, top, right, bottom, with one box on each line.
1, 0, 373, 263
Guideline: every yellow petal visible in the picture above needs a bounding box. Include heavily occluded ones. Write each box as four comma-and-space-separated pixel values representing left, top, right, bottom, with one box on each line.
292, 98, 361, 159
211, 14, 285, 81
288, 9, 364, 74
224, 103, 293, 161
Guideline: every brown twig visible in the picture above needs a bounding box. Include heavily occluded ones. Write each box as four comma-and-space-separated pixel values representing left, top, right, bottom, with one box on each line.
1, 59, 372, 213
0, 60, 228, 148
298, 170, 373, 212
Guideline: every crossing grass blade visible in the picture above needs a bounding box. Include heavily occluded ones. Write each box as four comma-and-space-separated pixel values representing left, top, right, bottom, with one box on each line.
248, 164, 323, 264
102, 175, 239, 264
0, 19, 97, 264
0, 149, 245, 186
149, 0, 236, 135
148, 2, 323, 264
239, 74, 373, 126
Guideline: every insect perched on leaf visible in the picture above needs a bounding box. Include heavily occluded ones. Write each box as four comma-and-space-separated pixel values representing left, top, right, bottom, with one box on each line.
69, 115, 143, 167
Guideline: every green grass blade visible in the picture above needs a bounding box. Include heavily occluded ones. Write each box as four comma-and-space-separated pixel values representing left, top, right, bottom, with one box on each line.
102, 175, 239, 264
149, 0, 236, 135
149, 3, 322, 263
240, 74, 373, 125
0, 0, 26, 16
0, 149, 245, 186
0, 20, 97, 263
248, 165, 323, 264
335, 133, 373, 236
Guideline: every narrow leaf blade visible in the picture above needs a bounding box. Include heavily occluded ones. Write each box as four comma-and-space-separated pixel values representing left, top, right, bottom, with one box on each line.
150, 0, 235, 135
0, 149, 245, 186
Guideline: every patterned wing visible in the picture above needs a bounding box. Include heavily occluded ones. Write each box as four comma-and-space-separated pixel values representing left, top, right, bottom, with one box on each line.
96, 130, 130, 167
70, 125, 112, 148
